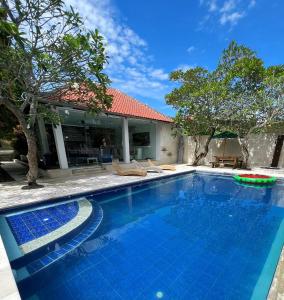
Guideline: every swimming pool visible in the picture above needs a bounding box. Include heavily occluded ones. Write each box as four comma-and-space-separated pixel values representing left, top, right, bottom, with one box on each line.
1, 171, 284, 299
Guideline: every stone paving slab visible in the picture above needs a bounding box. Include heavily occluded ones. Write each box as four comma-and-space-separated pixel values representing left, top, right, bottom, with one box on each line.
1, 165, 284, 212
0, 165, 194, 211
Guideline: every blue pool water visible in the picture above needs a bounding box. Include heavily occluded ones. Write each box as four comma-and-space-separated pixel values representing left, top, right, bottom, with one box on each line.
2, 172, 284, 299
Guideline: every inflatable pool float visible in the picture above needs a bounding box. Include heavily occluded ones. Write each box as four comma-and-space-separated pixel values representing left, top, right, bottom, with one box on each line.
233, 174, 276, 185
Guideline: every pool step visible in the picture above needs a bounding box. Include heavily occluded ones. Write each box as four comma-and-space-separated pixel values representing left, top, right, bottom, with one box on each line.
15, 201, 103, 283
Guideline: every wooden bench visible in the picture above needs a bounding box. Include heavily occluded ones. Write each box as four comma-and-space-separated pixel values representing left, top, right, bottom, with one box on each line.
212, 156, 241, 169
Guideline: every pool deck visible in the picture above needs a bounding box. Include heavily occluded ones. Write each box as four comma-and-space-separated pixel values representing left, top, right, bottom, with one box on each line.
1, 164, 284, 212
1, 164, 284, 299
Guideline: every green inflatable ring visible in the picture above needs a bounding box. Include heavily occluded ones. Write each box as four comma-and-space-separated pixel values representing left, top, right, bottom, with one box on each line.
233, 174, 276, 185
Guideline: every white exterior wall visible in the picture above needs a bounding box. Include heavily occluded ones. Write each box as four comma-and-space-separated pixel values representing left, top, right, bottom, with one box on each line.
184, 133, 284, 168
158, 123, 178, 164
247, 134, 279, 167
279, 145, 284, 168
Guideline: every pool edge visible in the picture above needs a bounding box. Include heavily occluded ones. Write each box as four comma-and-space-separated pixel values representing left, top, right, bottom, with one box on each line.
0, 170, 195, 213
251, 219, 284, 300
0, 234, 21, 300
267, 246, 284, 299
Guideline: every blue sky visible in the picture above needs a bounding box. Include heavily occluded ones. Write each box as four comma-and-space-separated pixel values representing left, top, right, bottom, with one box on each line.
65, 0, 284, 116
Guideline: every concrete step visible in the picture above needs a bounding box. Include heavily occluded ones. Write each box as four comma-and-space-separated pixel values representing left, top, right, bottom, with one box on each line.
0, 150, 15, 161
71, 166, 105, 176
44, 165, 107, 178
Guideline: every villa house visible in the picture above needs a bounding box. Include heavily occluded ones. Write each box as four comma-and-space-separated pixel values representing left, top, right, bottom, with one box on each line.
37, 88, 178, 171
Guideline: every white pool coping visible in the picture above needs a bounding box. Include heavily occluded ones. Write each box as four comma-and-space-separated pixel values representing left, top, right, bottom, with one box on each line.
0, 235, 21, 300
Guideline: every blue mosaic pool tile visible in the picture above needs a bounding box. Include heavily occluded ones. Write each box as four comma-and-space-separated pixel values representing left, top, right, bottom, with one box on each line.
47, 251, 60, 260
39, 256, 53, 265
27, 260, 45, 273
19, 201, 103, 281
6, 202, 79, 245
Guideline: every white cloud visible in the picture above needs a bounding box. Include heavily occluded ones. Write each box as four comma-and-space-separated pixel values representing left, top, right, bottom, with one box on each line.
220, 11, 245, 25
150, 69, 169, 80
199, 0, 256, 28
177, 64, 196, 71
208, 0, 218, 12
249, 0, 256, 8
64, 0, 171, 101
187, 46, 196, 54
220, 0, 236, 13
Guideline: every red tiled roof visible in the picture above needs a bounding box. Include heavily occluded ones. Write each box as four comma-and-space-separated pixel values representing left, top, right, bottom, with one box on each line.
48, 87, 172, 123
106, 88, 172, 123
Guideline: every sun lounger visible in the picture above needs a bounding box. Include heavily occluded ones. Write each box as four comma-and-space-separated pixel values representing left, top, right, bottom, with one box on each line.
131, 160, 163, 173
147, 159, 176, 171
112, 161, 147, 176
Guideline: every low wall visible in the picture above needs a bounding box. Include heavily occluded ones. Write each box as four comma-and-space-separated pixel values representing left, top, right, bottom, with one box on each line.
184, 133, 284, 168
158, 123, 178, 164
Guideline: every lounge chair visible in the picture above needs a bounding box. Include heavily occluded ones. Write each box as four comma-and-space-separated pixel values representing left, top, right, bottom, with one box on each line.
147, 159, 176, 171
112, 161, 147, 176
131, 160, 163, 173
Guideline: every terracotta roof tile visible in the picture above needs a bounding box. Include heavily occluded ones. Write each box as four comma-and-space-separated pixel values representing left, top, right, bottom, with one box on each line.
107, 88, 172, 123
48, 87, 172, 123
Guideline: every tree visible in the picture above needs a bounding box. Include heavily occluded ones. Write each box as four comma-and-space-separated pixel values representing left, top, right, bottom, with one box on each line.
218, 42, 284, 167
167, 41, 284, 167
0, 0, 112, 188
0, 106, 18, 140
166, 67, 231, 165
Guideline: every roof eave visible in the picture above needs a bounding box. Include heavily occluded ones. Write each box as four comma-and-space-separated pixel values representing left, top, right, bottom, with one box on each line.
41, 99, 173, 123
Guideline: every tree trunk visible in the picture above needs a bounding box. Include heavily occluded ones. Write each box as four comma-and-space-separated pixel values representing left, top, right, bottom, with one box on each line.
24, 130, 39, 185
192, 128, 216, 166
177, 135, 184, 163
192, 135, 201, 162
1, 99, 41, 187
238, 136, 249, 169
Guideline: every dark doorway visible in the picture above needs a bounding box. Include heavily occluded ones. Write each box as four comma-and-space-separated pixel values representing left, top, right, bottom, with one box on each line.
271, 135, 284, 168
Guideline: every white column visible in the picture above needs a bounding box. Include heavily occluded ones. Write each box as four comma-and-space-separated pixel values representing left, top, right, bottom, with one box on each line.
52, 123, 68, 169
122, 117, 130, 163
155, 123, 161, 161
37, 117, 50, 154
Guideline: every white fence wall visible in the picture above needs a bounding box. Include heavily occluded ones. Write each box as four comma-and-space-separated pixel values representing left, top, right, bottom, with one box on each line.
158, 124, 178, 164
184, 134, 284, 168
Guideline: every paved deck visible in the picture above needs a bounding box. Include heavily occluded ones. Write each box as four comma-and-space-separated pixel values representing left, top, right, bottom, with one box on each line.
0, 165, 194, 211
1, 164, 284, 211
